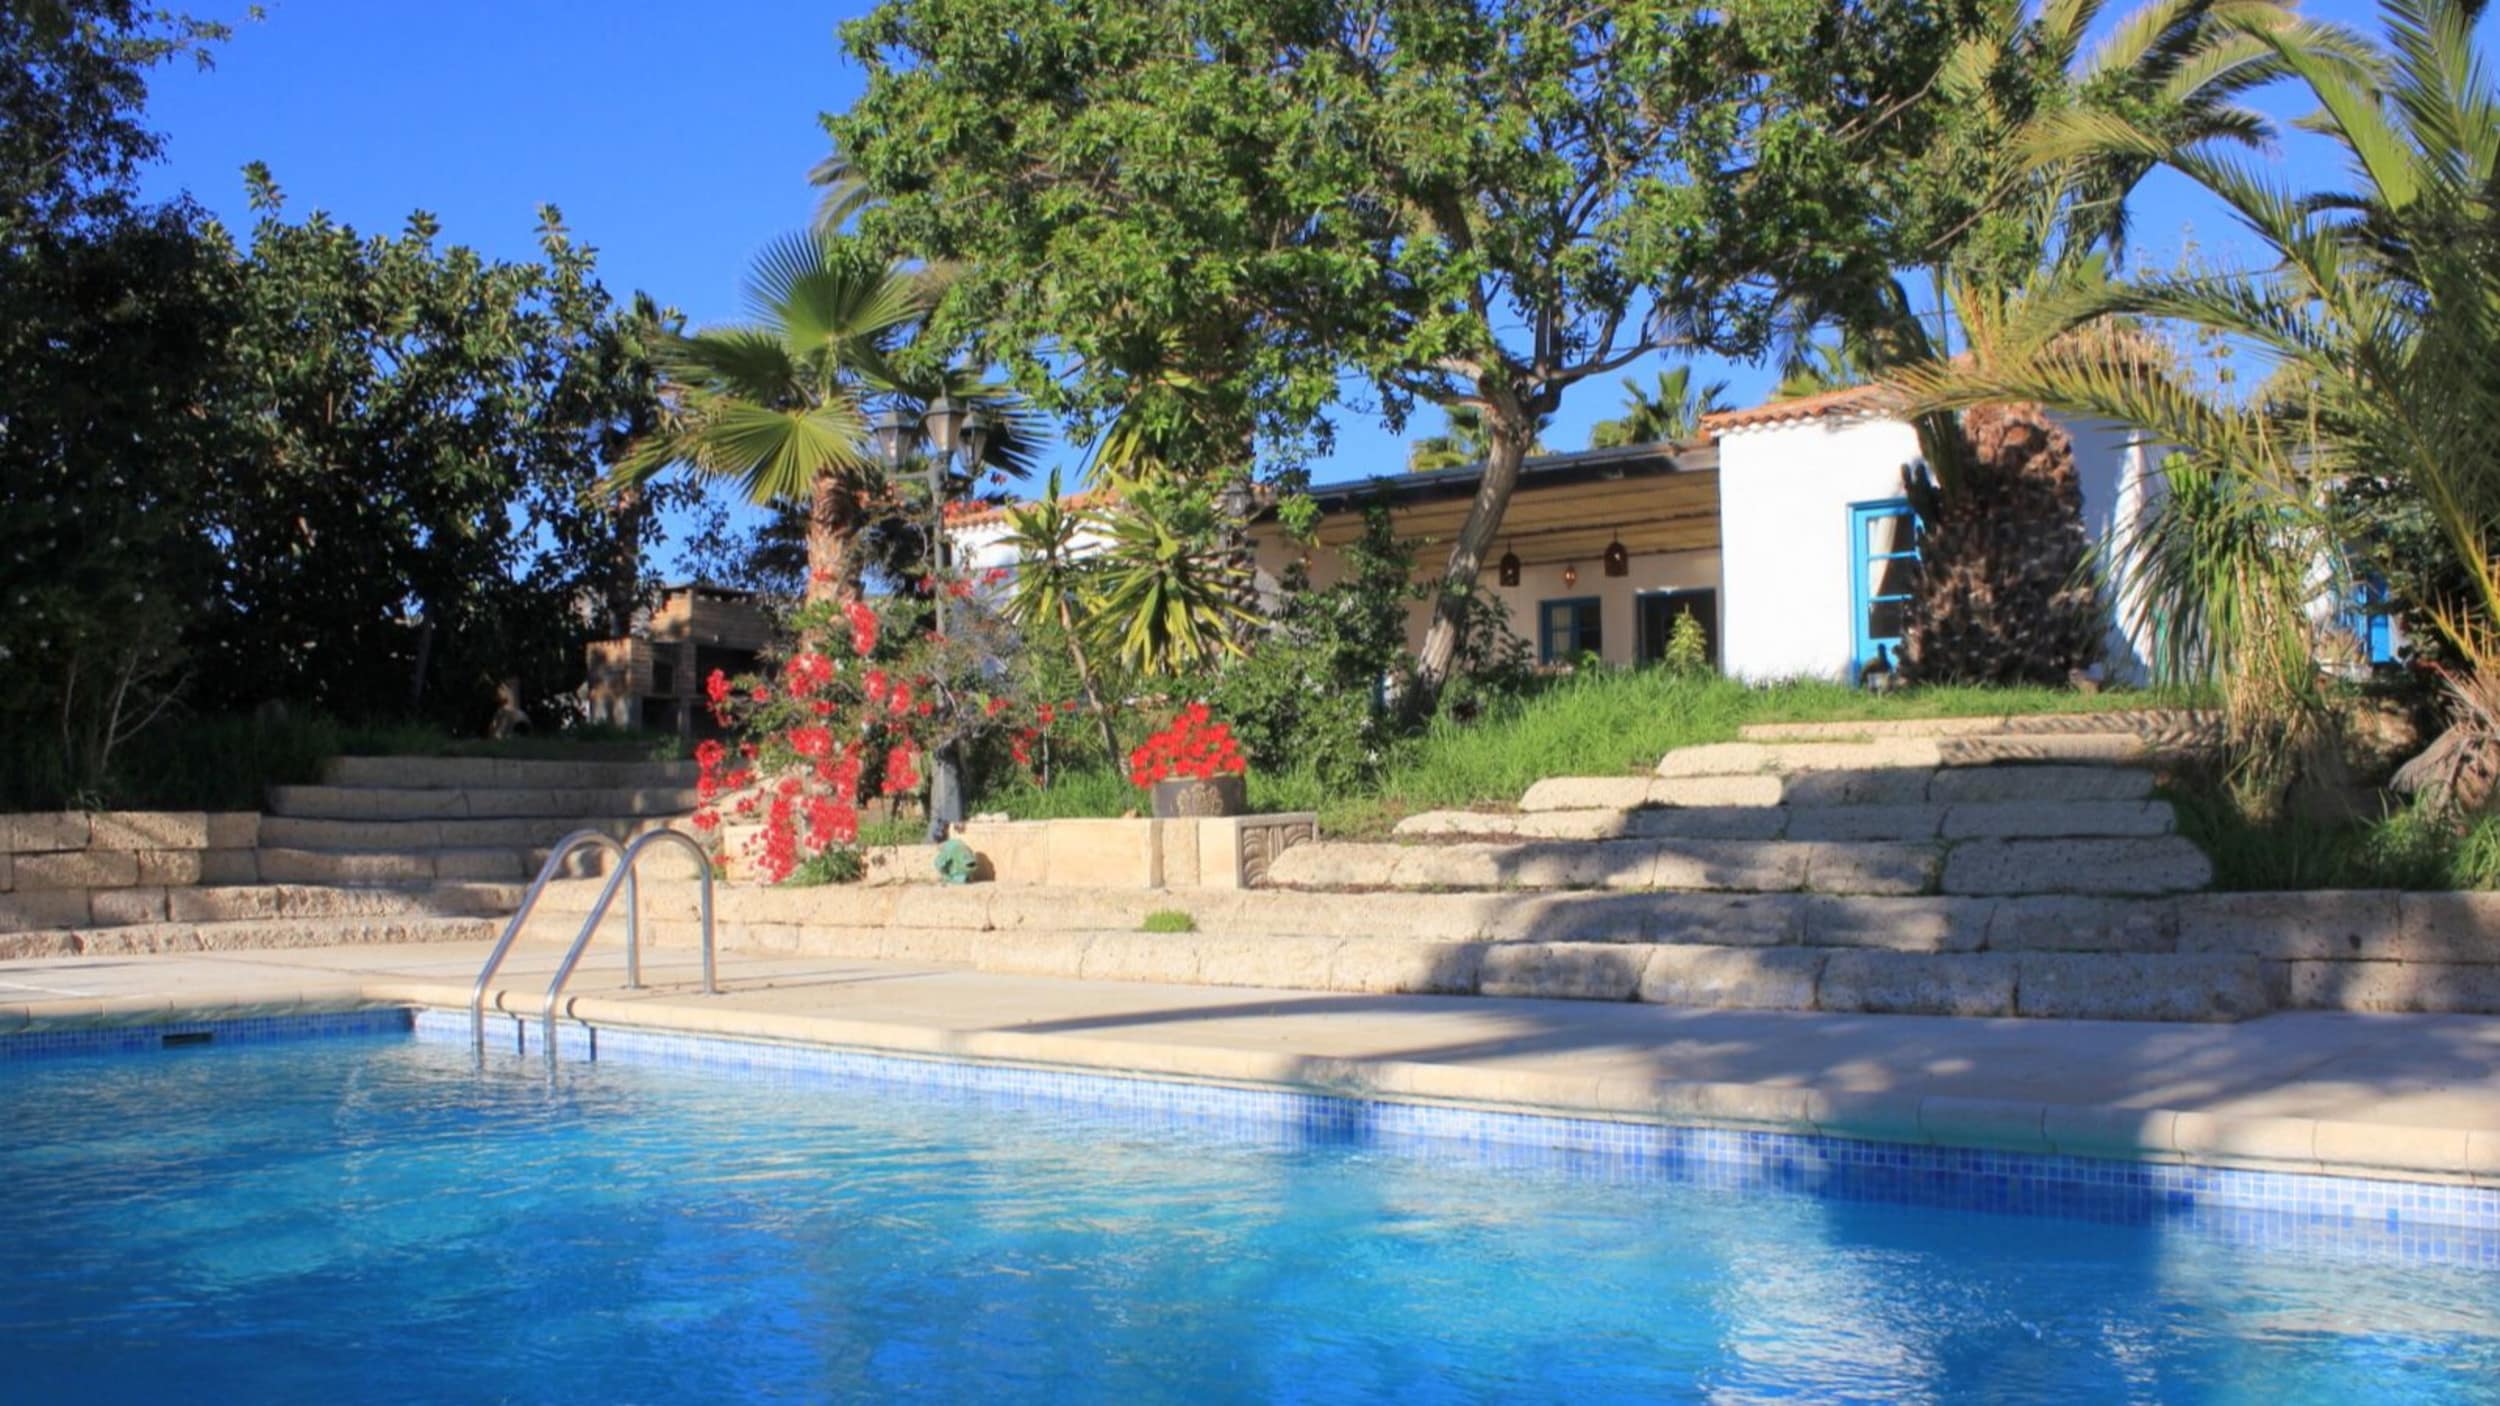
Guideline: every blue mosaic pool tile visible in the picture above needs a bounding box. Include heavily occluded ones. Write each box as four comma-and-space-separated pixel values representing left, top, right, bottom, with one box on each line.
0, 1008, 412, 1060
417, 1007, 2500, 1254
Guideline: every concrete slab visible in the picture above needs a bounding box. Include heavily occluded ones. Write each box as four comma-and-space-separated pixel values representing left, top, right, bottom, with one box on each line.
5, 943, 2499, 1183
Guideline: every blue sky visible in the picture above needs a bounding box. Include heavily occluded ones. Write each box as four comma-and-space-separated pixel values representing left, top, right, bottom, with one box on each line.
135, 0, 2462, 563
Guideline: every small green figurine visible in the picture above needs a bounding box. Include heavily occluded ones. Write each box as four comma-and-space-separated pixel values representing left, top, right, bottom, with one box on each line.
934, 832, 978, 885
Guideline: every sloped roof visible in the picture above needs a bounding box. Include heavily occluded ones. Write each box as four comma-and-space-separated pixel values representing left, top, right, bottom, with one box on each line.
1698, 383, 1902, 434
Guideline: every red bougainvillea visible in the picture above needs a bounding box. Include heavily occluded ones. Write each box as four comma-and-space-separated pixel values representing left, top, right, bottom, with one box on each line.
1127, 703, 1247, 788
691, 586, 1059, 884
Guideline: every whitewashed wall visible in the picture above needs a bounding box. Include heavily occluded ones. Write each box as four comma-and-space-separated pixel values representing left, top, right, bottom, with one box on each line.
1717, 416, 1924, 682
2056, 414, 2166, 684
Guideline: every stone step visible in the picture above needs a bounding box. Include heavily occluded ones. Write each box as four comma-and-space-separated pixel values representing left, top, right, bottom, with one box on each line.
131, 882, 517, 926
253, 840, 706, 886
321, 755, 697, 790
1396, 799, 2176, 844
1269, 833, 2209, 897
0, 914, 501, 960
1655, 735, 2172, 777
265, 784, 699, 820
257, 814, 678, 851
1521, 765, 2155, 812
1737, 709, 2220, 743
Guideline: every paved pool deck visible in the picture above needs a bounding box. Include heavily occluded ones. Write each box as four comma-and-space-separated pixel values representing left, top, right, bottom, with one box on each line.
4, 940, 2497, 1186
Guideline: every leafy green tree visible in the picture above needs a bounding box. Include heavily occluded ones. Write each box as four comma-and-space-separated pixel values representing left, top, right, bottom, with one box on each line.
1588, 367, 1731, 449
0, 0, 231, 243
831, 0, 1962, 695
1407, 406, 1551, 473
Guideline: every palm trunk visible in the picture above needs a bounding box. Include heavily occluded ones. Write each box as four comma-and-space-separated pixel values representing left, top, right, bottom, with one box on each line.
1057, 595, 1123, 768
804, 470, 856, 605
1414, 426, 1531, 698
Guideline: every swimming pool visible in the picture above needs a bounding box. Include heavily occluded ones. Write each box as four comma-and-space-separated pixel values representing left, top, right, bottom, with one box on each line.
4, 1018, 2497, 1403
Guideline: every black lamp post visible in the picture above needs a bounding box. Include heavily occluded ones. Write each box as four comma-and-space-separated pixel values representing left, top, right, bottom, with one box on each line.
871, 395, 995, 841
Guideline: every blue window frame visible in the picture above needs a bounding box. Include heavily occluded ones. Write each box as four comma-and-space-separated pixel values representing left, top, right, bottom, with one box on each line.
1539, 596, 1603, 664
1849, 498, 1919, 682
2341, 574, 2398, 665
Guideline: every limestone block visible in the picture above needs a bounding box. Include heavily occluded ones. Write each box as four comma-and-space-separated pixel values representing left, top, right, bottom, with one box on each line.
88, 811, 212, 850
1740, 716, 2016, 742
1389, 845, 1506, 889
1077, 932, 1200, 985
1940, 799, 2176, 839
1987, 896, 2176, 954
135, 849, 203, 886
862, 845, 941, 886
2394, 892, 2500, 963
1637, 946, 1822, 1010
1940, 837, 2211, 896
2175, 891, 2399, 960
0, 851, 10, 890
87, 886, 170, 926
0, 931, 79, 958
1782, 804, 1944, 842
989, 888, 1165, 933
0, 811, 89, 852
1481, 842, 1656, 891
1473, 891, 1650, 942
1648, 840, 1808, 892
1642, 893, 1809, 946
877, 927, 982, 967
1265, 842, 1400, 890
890, 885, 996, 930
1156, 820, 1203, 888
1778, 770, 1935, 806
1225, 814, 1319, 889
1801, 895, 1991, 952
0, 888, 90, 932
1645, 775, 1788, 808
968, 930, 1095, 979
2015, 953, 2269, 1021
14, 849, 138, 890
959, 820, 1050, 886
1655, 739, 1941, 776
1817, 951, 2017, 1016
1476, 942, 1647, 1000
1925, 766, 2154, 805
1939, 733, 2153, 767
732, 885, 895, 928
201, 848, 262, 884
1801, 842, 1937, 896
204, 812, 261, 849
1327, 938, 1486, 994
1041, 819, 1161, 888
2278, 959, 2500, 1013
1519, 776, 1654, 812
435, 848, 528, 881
1620, 807, 1789, 841
1194, 934, 1341, 989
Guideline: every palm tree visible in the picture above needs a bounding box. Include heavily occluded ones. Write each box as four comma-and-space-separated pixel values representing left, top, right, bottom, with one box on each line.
1588, 366, 1731, 448
1407, 406, 1548, 473
998, 469, 1122, 765
1895, 0, 2500, 808
611, 232, 931, 603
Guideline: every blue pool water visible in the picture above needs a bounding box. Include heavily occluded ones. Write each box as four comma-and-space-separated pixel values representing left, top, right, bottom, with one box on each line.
4, 1029, 2498, 1404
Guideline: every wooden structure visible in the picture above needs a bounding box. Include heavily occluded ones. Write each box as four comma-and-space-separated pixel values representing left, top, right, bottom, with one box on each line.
583, 584, 775, 739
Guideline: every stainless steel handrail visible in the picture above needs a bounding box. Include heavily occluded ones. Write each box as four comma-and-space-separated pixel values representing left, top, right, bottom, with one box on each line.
468, 829, 639, 1056
539, 829, 716, 1067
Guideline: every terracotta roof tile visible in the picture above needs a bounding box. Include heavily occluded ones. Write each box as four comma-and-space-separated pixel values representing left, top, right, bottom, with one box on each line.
1699, 383, 1901, 435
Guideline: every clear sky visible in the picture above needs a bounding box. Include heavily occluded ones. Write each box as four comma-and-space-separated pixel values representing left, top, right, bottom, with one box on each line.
133, 0, 2469, 562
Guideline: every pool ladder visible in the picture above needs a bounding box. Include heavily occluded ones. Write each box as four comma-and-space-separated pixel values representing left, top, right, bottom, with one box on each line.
466, 827, 718, 1064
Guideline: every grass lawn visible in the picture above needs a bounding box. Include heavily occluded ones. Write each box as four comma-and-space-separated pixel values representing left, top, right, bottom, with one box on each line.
976, 671, 2210, 838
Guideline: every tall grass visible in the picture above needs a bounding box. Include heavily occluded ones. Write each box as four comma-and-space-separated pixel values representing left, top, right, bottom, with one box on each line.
970, 671, 2216, 836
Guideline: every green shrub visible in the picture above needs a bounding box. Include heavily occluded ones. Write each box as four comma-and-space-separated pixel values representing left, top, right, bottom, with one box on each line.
1141, 909, 1197, 933
1662, 613, 1711, 676
783, 848, 866, 887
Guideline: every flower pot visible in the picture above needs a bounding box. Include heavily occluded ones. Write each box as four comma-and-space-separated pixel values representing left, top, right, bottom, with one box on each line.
1149, 774, 1247, 819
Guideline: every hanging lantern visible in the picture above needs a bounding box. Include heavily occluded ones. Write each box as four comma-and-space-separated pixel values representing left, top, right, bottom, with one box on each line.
1562, 563, 1579, 589
1497, 543, 1521, 588
1603, 534, 1629, 578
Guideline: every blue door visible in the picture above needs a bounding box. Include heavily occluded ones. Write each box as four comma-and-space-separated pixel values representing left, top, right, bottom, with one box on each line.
1849, 498, 1918, 681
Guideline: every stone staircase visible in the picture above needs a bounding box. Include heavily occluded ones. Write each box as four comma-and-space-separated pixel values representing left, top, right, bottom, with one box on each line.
257, 755, 700, 885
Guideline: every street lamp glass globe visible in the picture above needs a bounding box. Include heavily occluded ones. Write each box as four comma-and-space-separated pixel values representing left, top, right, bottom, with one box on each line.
923, 394, 966, 456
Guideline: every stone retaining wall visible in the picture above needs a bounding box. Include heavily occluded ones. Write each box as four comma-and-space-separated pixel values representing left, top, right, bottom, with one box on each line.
0, 812, 260, 932
532, 880, 2500, 1020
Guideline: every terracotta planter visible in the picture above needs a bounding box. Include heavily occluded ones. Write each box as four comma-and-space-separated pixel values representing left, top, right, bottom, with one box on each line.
1149, 774, 1247, 819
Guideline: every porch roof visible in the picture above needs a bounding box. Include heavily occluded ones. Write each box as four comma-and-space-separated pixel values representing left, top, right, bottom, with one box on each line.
1284, 442, 1721, 566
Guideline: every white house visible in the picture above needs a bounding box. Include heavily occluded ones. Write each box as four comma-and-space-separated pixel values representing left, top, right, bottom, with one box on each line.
948, 385, 2383, 685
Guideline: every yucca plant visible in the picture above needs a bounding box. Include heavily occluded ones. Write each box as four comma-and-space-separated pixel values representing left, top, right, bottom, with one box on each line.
998, 469, 1122, 766
1087, 486, 1257, 678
